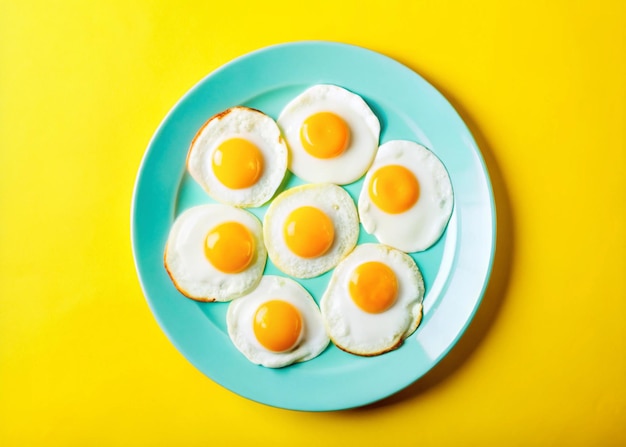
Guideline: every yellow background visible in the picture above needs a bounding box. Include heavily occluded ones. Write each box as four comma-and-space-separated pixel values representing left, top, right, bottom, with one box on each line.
1, 0, 625, 445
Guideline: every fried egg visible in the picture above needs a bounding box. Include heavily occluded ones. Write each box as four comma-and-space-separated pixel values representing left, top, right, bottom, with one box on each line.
358, 140, 454, 252
164, 204, 266, 301
227, 275, 330, 368
263, 183, 359, 279
320, 243, 424, 356
187, 106, 288, 207
277, 84, 380, 185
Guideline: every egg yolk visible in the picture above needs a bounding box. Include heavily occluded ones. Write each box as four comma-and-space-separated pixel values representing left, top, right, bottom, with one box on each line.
348, 261, 398, 313
369, 165, 420, 214
300, 112, 350, 159
212, 137, 264, 189
204, 221, 255, 273
283, 206, 335, 259
253, 300, 303, 352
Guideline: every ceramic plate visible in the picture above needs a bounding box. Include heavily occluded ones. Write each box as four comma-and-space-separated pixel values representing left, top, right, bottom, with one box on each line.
131, 41, 495, 411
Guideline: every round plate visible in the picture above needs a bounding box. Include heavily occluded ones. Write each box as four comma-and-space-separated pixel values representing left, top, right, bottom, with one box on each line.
131, 41, 496, 411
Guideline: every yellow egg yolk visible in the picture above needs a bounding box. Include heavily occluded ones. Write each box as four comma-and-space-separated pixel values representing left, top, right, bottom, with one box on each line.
253, 300, 303, 352
300, 112, 350, 159
368, 165, 420, 214
283, 206, 335, 259
204, 221, 255, 273
348, 261, 398, 313
212, 137, 264, 189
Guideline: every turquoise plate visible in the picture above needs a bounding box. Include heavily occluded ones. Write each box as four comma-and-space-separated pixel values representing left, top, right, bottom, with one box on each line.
131, 41, 496, 411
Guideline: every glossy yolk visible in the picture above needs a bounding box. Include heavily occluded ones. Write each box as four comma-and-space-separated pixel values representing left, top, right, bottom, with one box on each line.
204, 221, 255, 273
212, 137, 264, 189
253, 300, 303, 352
283, 206, 334, 259
369, 164, 420, 214
300, 112, 350, 159
348, 261, 398, 313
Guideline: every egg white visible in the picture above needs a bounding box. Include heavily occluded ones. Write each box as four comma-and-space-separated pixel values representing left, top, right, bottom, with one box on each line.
358, 140, 454, 253
187, 106, 288, 207
263, 183, 359, 279
320, 243, 424, 356
164, 204, 266, 302
227, 275, 330, 368
277, 84, 380, 185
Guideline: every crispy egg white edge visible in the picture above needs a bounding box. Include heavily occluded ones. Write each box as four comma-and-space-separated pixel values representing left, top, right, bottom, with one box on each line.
164, 204, 267, 302
263, 183, 359, 279
277, 84, 380, 185
227, 275, 330, 368
358, 140, 454, 252
187, 106, 288, 207
320, 243, 425, 356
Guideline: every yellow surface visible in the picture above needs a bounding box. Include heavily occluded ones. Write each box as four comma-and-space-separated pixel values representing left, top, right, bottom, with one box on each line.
1, 0, 625, 445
